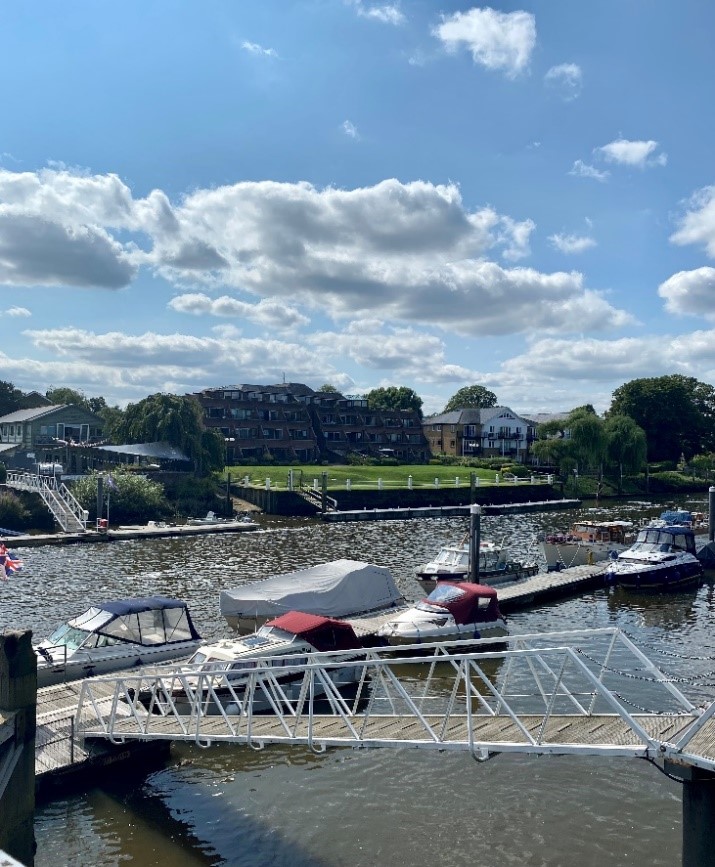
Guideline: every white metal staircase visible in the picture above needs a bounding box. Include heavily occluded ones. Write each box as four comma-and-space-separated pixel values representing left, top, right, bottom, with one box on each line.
5, 472, 88, 533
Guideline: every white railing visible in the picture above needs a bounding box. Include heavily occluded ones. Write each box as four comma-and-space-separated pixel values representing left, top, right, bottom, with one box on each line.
75, 628, 712, 769
6, 472, 88, 533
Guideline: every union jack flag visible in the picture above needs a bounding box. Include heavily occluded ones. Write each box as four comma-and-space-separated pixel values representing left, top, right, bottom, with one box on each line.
0, 546, 23, 580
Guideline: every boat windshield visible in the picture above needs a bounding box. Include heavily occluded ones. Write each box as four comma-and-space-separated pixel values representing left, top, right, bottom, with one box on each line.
631, 528, 694, 553
46, 624, 91, 651
426, 584, 467, 604
434, 548, 467, 567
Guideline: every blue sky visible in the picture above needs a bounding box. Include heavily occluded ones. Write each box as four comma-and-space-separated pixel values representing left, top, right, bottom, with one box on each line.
2, 1, 715, 416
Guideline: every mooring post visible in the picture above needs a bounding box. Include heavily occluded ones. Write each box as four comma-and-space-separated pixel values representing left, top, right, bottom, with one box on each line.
469, 503, 481, 583
321, 472, 328, 513
0, 629, 37, 866
709, 486, 714, 543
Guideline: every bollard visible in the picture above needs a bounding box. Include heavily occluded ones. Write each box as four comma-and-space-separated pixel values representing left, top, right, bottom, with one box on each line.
0, 630, 36, 866
434, 478, 440, 488
408, 475, 413, 490
455, 476, 460, 487
378, 478, 383, 491
346, 479, 351, 491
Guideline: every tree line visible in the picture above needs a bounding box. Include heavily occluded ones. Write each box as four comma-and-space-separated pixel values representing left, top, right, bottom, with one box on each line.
2, 374, 713, 478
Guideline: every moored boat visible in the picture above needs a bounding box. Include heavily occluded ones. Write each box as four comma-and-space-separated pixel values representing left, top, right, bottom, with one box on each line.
415, 537, 538, 587
134, 611, 366, 715
35, 597, 203, 687
540, 520, 635, 572
604, 523, 704, 592
376, 582, 508, 647
219, 559, 405, 633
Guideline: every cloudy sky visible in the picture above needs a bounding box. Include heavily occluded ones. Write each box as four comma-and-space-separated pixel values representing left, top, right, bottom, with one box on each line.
2, 1, 715, 416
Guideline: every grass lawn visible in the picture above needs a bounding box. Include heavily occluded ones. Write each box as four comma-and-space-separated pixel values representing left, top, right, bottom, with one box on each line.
224, 464, 545, 491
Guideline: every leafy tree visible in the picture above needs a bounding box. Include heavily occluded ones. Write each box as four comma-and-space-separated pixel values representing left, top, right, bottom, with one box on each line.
567, 410, 608, 473
609, 375, 707, 462
96, 404, 125, 442
116, 393, 225, 474
603, 414, 647, 493
443, 385, 498, 412
71, 470, 170, 524
0, 381, 22, 416
46, 386, 90, 409
366, 386, 423, 418
317, 384, 339, 393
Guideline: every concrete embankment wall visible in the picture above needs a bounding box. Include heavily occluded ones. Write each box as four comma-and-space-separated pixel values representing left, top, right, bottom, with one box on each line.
235, 484, 562, 516
0, 630, 36, 866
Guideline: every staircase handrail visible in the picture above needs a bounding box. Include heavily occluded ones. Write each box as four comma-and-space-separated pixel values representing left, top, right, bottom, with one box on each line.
5, 472, 88, 533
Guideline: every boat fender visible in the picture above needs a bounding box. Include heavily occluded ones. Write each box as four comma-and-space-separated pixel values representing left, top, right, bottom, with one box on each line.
473, 630, 481, 640
609, 550, 618, 560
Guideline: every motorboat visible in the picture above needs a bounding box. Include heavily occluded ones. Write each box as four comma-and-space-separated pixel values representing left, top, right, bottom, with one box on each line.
35, 597, 203, 688
540, 520, 635, 571
415, 537, 538, 587
376, 582, 508, 647
604, 523, 704, 592
133, 611, 366, 715
219, 559, 405, 633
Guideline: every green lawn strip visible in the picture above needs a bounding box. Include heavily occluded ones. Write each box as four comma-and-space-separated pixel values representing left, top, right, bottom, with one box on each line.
224, 464, 544, 491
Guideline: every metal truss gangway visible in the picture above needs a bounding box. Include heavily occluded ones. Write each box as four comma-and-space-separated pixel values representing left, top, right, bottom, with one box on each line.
75, 628, 715, 772
5, 471, 88, 533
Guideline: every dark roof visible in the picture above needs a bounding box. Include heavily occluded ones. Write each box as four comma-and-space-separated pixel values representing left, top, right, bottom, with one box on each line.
0, 405, 71, 424
95, 441, 190, 461
424, 406, 531, 426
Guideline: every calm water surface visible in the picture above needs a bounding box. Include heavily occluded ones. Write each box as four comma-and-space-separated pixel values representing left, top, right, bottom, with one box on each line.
4, 496, 713, 866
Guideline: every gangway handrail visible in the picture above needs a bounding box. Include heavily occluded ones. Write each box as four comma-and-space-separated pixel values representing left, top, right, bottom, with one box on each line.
72, 627, 715, 773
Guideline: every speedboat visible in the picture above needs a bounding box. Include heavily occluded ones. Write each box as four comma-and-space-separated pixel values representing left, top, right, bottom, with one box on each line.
220, 559, 405, 633
376, 582, 508, 647
35, 597, 203, 688
415, 537, 538, 587
604, 523, 704, 592
540, 520, 635, 571
133, 611, 366, 715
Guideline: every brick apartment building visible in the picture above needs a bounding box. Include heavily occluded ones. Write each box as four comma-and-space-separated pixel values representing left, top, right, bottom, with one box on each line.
192, 383, 430, 463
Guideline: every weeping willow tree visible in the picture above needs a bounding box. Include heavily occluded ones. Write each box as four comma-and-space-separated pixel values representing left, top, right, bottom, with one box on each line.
116, 393, 225, 475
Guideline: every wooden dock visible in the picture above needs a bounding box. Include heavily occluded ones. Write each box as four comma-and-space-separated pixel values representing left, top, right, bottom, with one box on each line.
3, 520, 260, 549
496, 563, 609, 612
322, 499, 579, 522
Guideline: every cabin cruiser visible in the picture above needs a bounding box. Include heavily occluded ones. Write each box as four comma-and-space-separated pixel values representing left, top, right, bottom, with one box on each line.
415, 538, 538, 587
134, 611, 366, 715
540, 520, 635, 572
604, 523, 704, 592
35, 597, 203, 688
220, 559, 405, 633
376, 582, 508, 647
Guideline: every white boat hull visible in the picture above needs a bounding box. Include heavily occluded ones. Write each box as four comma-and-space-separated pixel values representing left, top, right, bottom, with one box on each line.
36, 640, 202, 688
541, 541, 626, 572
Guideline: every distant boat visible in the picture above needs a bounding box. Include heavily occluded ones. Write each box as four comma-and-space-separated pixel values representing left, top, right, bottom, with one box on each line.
540, 520, 635, 572
415, 535, 538, 587
604, 522, 704, 592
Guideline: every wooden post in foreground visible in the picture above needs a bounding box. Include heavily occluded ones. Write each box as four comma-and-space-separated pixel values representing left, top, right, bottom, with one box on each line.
0, 629, 36, 866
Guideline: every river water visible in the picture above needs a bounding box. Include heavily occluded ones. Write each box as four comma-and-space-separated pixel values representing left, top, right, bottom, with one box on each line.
4, 495, 714, 866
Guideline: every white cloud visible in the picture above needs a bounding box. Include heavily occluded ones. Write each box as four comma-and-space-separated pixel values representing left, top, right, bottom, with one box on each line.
169, 292, 310, 329
5, 306, 31, 317
548, 233, 597, 255
0, 168, 631, 339
658, 267, 715, 319
670, 186, 715, 257
309, 324, 476, 382
544, 63, 582, 100
434, 7, 536, 78
352, 2, 405, 25
342, 120, 359, 139
569, 160, 609, 182
597, 138, 667, 168
241, 41, 278, 58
